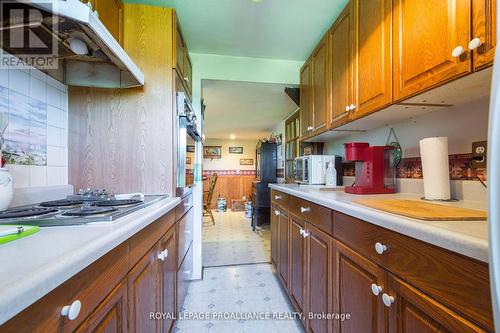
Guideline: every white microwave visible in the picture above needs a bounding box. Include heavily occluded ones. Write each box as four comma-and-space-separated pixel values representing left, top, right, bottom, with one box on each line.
294, 155, 342, 185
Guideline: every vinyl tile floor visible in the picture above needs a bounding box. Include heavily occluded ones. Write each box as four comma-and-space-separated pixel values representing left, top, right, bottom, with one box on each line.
202, 210, 270, 267
174, 264, 305, 333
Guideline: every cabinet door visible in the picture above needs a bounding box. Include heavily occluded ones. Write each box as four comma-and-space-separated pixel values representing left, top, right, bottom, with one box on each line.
354, 0, 392, 118
277, 209, 289, 287
312, 36, 328, 134
300, 59, 313, 137
271, 207, 279, 267
93, 0, 123, 45
330, 2, 355, 129
387, 274, 486, 333
472, 0, 496, 70
334, 241, 385, 333
306, 224, 333, 333
128, 245, 160, 333
184, 53, 193, 95
75, 281, 127, 333
289, 214, 306, 313
393, 0, 471, 100
159, 228, 177, 333
176, 22, 185, 77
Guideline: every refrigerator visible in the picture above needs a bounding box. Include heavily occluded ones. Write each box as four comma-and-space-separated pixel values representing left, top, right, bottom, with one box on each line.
489, 9, 500, 330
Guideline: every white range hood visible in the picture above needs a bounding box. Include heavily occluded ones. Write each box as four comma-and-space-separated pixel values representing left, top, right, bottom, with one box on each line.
1, 0, 144, 88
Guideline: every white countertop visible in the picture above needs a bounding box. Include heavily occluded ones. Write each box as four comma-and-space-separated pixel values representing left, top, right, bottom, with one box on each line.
269, 184, 489, 263
0, 196, 181, 325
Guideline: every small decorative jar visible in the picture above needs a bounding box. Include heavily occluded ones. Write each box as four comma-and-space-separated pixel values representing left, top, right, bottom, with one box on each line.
0, 168, 13, 211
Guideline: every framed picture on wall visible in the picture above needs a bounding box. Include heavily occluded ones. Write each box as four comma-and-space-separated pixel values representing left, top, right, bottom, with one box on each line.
240, 158, 254, 165
186, 145, 195, 153
229, 146, 243, 154
203, 146, 222, 159
186, 157, 191, 164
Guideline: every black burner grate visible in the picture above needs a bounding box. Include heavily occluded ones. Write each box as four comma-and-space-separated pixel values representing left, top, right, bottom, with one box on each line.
92, 199, 143, 207
62, 206, 117, 217
0, 207, 58, 219
39, 200, 84, 208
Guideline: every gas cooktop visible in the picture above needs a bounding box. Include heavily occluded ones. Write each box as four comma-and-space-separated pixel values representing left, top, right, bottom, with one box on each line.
0, 191, 168, 227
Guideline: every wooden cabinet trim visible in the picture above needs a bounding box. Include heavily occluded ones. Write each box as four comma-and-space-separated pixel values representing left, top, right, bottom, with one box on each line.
472, 0, 496, 70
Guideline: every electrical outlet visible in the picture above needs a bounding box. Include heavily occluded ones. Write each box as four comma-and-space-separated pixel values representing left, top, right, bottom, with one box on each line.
471, 141, 487, 169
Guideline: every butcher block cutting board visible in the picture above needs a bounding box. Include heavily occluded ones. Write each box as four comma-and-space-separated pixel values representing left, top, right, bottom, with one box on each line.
353, 199, 487, 221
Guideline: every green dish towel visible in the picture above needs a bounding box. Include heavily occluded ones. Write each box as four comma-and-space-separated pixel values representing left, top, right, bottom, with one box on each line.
0, 225, 40, 245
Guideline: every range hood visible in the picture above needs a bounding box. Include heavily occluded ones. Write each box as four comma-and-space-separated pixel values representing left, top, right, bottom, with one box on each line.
0, 0, 144, 88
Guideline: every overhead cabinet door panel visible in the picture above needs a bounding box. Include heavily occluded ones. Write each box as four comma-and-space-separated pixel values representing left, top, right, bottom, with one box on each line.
312, 37, 328, 133
393, 0, 471, 100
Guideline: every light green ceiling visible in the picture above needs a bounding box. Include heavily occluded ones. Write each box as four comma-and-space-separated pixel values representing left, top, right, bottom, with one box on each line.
123, 0, 348, 61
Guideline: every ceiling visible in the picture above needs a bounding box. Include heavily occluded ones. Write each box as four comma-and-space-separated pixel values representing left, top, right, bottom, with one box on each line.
135, 0, 348, 61
202, 80, 298, 140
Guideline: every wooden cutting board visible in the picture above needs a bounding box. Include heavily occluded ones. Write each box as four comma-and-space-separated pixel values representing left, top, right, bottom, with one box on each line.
353, 199, 487, 221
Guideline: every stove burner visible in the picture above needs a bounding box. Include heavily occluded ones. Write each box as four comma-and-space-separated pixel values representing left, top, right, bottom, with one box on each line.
92, 199, 143, 207
0, 207, 58, 219
62, 206, 117, 217
39, 200, 84, 208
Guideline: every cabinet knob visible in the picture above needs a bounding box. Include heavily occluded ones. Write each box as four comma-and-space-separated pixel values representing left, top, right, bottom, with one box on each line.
158, 251, 166, 261
345, 105, 350, 112
468, 37, 482, 50
350, 104, 356, 110
163, 249, 169, 258
184, 76, 190, 83
274, 195, 282, 200
299, 228, 304, 236
371, 283, 383, 296
374, 242, 387, 255
307, 126, 313, 131
300, 206, 310, 214
61, 300, 81, 320
451, 45, 465, 58
382, 293, 395, 307
302, 230, 310, 238
274, 210, 280, 216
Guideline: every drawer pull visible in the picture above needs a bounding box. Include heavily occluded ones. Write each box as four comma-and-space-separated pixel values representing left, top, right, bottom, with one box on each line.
274, 210, 280, 216
374, 242, 387, 255
61, 300, 81, 320
382, 293, 395, 307
371, 283, 382, 296
274, 195, 282, 200
300, 206, 310, 214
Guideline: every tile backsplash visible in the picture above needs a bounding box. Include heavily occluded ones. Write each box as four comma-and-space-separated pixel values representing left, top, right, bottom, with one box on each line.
0, 67, 68, 188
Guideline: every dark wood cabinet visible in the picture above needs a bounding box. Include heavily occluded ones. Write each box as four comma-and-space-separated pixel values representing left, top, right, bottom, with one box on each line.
300, 59, 313, 137
278, 208, 289, 287
329, 2, 355, 129
289, 214, 306, 314
306, 223, 333, 333
271, 206, 279, 266
159, 227, 177, 333
75, 281, 128, 333
311, 36, 328, 135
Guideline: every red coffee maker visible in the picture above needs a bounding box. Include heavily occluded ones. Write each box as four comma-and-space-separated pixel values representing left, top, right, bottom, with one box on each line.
344, 142, 396, 194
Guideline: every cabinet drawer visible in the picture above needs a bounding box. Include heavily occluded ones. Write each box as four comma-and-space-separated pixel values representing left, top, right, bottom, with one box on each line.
270, 189, 289, 210
332, 210, 493, 331
177, 207, 194, 268
2, 243, 129, 333
289, 196, 332, 235
176, 193, 193, 220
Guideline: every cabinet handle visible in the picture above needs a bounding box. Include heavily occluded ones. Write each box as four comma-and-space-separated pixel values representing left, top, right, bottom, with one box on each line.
184, 76, 190, 83
274, 195, 282, 200
302, 230, 310, 238
371, 283, 383, 296
163, 249, 169, 258
300, 206, 310, 214
158, 250, 167, 261
274, 210, 280, 216
349, 104, 356, 110
299, 228, 304, 236
468, 37, 482, 50
61, 300, 82, 320
382, 293, 395, 307
345, 105, 350, 112
451, 45, 465, 58
374, 242, 387, 255
307, 126, 313, 131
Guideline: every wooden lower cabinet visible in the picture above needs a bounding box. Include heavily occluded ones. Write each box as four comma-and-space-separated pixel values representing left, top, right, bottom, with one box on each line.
289, 214, 306, 313
271, 207, 279, 266
277, 209, 289, 287
159, 227, 177, 333
75, 281, 128, 333
127, 244, 160, 333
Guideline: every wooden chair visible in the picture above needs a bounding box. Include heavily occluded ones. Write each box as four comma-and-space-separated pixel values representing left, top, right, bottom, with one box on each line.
203, 173, 218, 225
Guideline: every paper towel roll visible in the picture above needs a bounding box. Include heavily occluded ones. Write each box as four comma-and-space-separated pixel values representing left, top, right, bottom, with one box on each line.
419, 137, 451, 200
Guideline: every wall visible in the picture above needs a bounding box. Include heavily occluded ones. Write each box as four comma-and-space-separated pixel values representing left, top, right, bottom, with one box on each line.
0, 66, 68, 189
203, 139, 257, 173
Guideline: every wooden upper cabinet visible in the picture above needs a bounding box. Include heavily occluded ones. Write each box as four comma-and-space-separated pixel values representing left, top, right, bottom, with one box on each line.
387, 274, 486, 333
472, 0, 497, 70
306, 224, 333, 333
183, 52, 193, 94
92, 0, 124, 45
175, 21, 185, 77
300, 59, 313, 137
330, 2, 355, 129
311, 36, 328, 134
353, 0, 392, 119
334, 241, 386, 333
75, 281, 128, 333
393, 0, 472, 100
